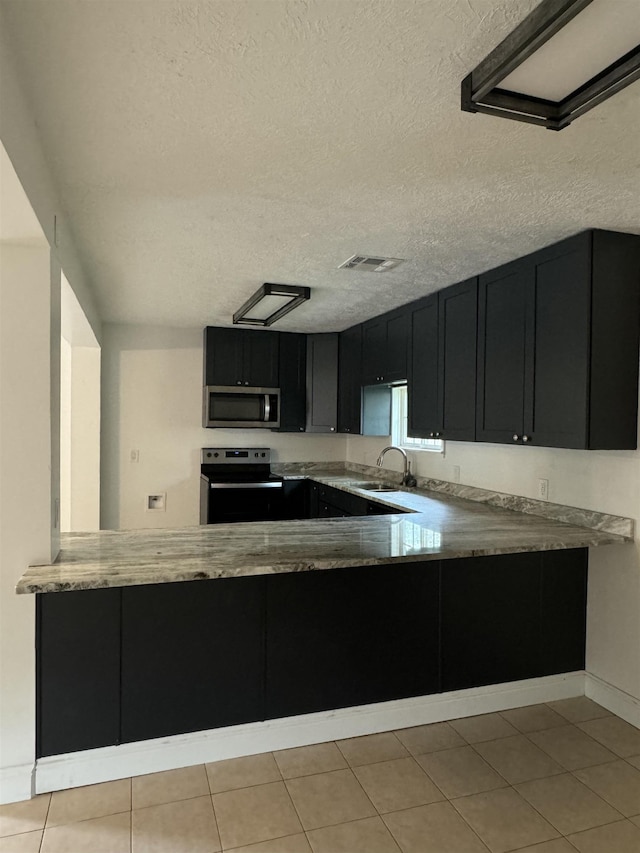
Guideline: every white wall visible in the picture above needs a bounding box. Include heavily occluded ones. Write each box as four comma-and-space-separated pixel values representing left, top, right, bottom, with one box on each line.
60, 341, 101, 533
101, 324, 348, 530
0, 245, 54, 802
60, 336, 72, 531
347, 432, 640, 704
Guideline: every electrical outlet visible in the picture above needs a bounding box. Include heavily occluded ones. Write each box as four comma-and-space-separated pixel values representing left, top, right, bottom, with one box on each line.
130, 449, 140, 463
537, 478, 549, 501
453, 465, 461, 483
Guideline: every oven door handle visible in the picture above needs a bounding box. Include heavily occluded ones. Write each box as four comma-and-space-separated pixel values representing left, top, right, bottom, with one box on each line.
263, 394, 270, 422
209, 481, 283, 489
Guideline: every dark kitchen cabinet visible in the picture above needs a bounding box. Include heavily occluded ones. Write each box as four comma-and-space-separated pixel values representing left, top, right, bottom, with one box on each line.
37, 545, 588, 751
306, 333, 338, 433
362, 307, 410, 385
408, 294, 439, 438
204, 326, 279, 388
265, 562, 440, 719
409, 279, 477, 442
120, 578, 265, 743
540, 549, 588, 676
276, 332, 307, 432
477, 230, 640, 449
441, 552, 541, 691
281, 478, 311, 519
441, 548, 587, 691
37, 589, 121, 757
476, 260, 532, 445
439, 279, 478, 441
338, 324, 362, 434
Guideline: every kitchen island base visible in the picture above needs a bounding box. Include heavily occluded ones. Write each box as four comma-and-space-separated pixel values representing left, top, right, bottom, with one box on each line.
37, 548, 587, 759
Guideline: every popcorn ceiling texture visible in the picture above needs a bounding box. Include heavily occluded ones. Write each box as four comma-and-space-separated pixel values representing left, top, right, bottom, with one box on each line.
2, 0, 639, 331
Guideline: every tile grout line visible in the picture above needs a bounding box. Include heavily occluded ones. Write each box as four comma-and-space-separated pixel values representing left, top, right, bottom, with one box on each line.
37, 791, 52, 853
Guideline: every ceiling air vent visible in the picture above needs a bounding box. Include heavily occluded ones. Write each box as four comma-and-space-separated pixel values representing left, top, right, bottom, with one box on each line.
339, 255, 405, 272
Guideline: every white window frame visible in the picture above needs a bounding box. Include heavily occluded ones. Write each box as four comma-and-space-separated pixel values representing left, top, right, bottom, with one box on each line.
391, 385, 444, 453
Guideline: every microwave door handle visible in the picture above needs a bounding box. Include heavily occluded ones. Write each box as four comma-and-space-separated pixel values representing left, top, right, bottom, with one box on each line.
263, 394, 270, 422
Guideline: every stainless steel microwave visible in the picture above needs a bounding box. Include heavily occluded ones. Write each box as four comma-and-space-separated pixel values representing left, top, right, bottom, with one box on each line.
203, 386, 280, 429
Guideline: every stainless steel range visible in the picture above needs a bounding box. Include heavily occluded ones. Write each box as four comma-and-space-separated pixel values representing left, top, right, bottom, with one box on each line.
199, 447, 284, 524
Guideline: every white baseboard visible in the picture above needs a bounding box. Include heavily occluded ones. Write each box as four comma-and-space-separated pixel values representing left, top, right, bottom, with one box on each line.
35, 671, 584, 794
585, 672, 640, 728
0, 763, 34, 805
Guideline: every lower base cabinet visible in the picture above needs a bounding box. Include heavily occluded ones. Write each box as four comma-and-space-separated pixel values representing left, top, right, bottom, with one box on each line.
441, 549, 587, 691
265, 563, 440, 719
37, 588, 120, 758
36, 548, 588, 757
120, 577, 266, 743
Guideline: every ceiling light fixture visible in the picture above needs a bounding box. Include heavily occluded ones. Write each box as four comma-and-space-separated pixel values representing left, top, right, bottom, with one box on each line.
233, 283, 310, 327
461, 0, 640, 130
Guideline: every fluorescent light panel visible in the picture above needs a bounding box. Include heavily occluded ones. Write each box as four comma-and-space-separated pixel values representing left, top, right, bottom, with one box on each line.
461, 0, 640, 130
500, 0, 640, 101
233, 283, 310, 327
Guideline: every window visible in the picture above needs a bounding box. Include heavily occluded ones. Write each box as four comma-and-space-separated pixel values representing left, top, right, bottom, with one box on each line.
391, 385, 443, 452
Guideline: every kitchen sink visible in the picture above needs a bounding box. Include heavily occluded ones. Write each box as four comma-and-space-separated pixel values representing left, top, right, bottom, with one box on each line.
349, 481, 401, 492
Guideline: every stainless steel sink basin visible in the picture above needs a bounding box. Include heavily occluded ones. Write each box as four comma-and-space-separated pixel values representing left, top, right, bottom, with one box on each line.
348, 481, 400, 492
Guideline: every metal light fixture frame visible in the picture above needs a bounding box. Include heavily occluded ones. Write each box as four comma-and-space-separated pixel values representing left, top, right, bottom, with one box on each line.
233, 282, 311, 327
461, 0, 640, 130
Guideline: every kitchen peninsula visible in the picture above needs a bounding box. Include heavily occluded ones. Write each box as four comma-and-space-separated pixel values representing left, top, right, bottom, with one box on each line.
20, 469, 632, 769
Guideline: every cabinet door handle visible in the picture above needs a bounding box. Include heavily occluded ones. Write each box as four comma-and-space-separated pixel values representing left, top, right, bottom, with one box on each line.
513, 434, 520, 441
244, 381, 249, 386
236, 380, 242, 385
429, 432, 434, 438
330, 427, 335, 431
435, 432, 441, 438
522, 434, 530, 443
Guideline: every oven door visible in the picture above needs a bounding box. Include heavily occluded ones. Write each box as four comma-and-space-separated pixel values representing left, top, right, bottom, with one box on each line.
204, 386, 280, 429
205, 480, 284, 524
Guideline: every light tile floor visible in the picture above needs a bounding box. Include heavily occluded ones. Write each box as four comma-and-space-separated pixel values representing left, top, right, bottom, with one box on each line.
2, 698, 640, 852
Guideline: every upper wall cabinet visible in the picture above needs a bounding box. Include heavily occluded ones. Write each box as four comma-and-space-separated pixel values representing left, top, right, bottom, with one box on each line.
276, 332, 307, 432
477, 230, 640, 450
306, 333, 338, 433
361, 308, 410, 385
409, 278, 478, 442
204, 327, 280, 388
338, 324, 362, 434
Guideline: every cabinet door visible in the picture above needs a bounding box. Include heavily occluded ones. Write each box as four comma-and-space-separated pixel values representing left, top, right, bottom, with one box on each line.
408, 295, 439, 437
540, 549, 587, 675
281, 479, 309, 519
277, 332, 306, 432
306, 333, 338, 433
361, 317, 386, 384
526, 243, 590, 448
476, 261, 531, 444
338, 325, 362, 434
441, 553, 541, 691
439, 278, 478, 441
121, 578, 265, 743
37, 589, 121, 757
265, 562, 440, 719
384, 308, 410, 382
204, 327, 245, 386
244, 329, 280, 388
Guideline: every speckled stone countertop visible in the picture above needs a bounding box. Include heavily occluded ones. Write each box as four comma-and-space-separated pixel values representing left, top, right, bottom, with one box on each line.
17, 469, 633, 594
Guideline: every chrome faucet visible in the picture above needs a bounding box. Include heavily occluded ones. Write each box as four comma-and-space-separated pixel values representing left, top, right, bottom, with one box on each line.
376, 446, 417, 487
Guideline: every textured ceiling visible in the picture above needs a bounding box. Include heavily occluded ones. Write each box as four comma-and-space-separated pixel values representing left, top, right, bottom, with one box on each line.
2, 0, 639, 332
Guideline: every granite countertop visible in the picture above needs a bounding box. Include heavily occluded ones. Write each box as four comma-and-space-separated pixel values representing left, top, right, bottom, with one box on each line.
16, 469, 633, 594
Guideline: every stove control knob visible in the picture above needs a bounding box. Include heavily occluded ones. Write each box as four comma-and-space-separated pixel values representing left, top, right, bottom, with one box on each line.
213, 452, 219, 458
261, 452, 266, 457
